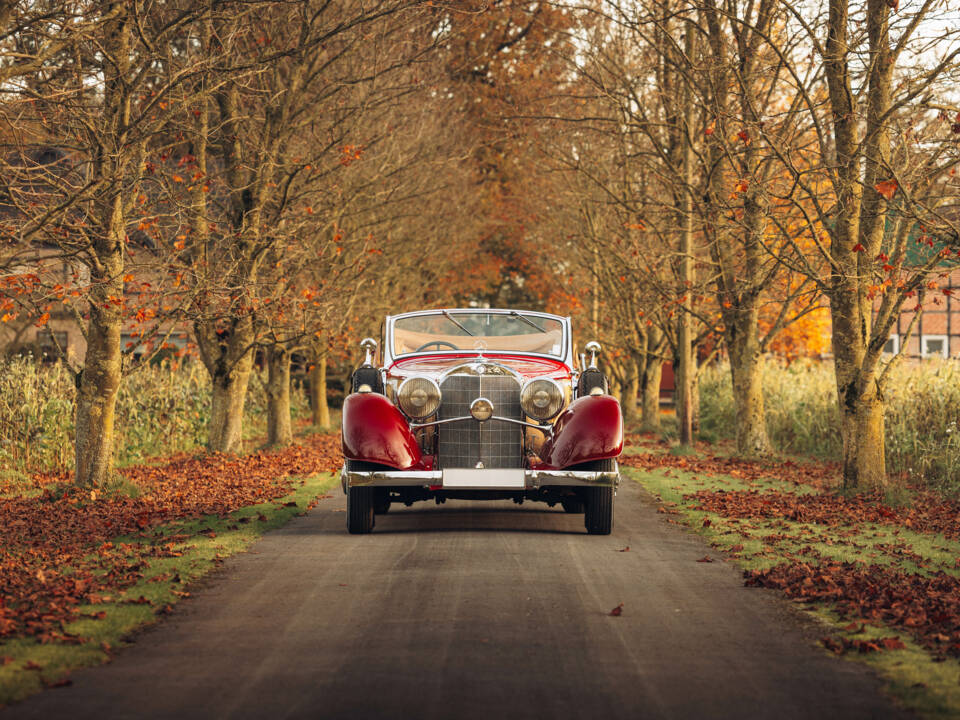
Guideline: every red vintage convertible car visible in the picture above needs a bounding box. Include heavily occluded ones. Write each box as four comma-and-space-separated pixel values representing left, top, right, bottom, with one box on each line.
340, 309, 623, 534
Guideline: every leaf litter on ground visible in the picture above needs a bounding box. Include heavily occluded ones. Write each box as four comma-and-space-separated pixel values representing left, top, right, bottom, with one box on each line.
0, 433, 341, 644
621, 434, 960, 670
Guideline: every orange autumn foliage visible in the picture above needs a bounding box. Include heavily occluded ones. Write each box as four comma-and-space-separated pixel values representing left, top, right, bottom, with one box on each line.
766, 306, 831, 358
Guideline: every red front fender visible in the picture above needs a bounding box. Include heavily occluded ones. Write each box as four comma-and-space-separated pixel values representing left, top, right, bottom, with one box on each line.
537, 395, 623, 469
341, 392, 422, 470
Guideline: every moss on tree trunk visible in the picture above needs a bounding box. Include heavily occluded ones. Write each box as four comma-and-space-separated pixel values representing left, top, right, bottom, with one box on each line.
310, 355, 330, 428
832, 298, 888, 490
266, 345, 293, 447
74, 240, 123, 488
622, 359, 640, 426
208, 358, 252, 454
197, 314, 255, 454
640, 354, 662, 432
727, 305, 771, 457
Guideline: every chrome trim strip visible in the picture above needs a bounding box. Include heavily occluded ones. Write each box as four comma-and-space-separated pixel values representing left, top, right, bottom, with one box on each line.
343, 469, 442, 488
390, 308, 567, 322
384, 308, 573, 367
341, 465, 619, 489
409, 415, 549, 432
489, 416, 551, 431
409, 416, 472, 428
526, 469, 620, 488
438, 360, 524, 382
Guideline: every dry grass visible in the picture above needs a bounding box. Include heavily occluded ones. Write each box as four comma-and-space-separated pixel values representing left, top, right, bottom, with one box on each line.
698, 358, 960, 492
0, 357, 311, 482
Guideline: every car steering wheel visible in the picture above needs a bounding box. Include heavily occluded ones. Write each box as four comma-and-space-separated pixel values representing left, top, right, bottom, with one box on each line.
414, 340, 459, 352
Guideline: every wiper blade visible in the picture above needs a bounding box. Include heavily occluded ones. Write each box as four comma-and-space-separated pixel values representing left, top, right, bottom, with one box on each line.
442, 310, 474, 336
510, 311, 546, 333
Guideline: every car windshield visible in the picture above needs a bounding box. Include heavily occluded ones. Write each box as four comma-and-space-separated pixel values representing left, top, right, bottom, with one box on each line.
392, 312, 564, 358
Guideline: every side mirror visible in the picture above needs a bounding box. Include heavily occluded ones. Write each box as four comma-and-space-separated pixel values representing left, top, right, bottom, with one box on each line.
360, 337, 378, 367
584, 341, 601, 369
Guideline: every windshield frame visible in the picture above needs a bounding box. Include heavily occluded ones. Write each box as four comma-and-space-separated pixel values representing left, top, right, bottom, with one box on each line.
385, 309, 572, 366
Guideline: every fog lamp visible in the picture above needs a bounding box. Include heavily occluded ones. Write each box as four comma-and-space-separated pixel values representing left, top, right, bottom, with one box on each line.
470, 397, 494, 422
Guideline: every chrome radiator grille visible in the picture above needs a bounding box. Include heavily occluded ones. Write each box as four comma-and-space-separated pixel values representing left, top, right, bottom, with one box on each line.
437, 372, 523, 468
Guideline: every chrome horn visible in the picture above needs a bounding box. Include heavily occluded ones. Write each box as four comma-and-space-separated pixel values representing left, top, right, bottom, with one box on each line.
360, 337, 378, 367
584, 341, 601, 369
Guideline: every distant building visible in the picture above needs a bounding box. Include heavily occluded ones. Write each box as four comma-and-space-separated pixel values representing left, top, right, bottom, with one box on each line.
884, 267, 960, 360
1, 146, 191, 365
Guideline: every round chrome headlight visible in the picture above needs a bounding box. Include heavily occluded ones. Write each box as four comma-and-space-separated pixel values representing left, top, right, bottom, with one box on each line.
520, 378, 564, 421
397, 376, 441, 419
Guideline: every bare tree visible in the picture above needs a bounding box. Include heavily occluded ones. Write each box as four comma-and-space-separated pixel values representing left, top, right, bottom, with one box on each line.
169, 0, 438, 452
1, 1, 220, 486
754, 0, 960, 487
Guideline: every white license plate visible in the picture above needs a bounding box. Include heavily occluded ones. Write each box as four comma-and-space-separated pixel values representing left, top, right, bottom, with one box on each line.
443, 468, 526, 489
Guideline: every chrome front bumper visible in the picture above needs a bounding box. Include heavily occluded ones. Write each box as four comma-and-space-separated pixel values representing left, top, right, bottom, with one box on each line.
340, 464, 620, 493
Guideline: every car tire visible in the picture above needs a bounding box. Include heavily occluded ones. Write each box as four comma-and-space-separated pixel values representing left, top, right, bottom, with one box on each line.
580, 458, 615, 535
347, 486, 375, 534
584, 486, 613, 534
344, 460, 390, 529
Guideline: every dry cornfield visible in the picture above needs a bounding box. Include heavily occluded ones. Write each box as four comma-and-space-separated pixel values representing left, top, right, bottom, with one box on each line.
698, 359, 960, 492
0, 358, 310, 485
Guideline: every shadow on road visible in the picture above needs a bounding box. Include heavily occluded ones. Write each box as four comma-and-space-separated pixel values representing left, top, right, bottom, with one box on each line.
349, 503, 588, 535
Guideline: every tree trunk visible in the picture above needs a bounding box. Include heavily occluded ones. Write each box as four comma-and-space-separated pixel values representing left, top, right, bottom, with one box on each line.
74, 3, 131, 488
676, 312, 694, 445
831, 299, 888, 489
818, 0, 895, 491
197, 313, 255, 454
266, 345, 293, 446
608, 375, 621, 405
74, 229, 123, 487
640, 352, 662, 432
839, 386, 886, 490
310, 355, 330, 427
674, 22, 697, 447
621, 358, 640, 426
208, 354, 253, 454
691, 363, 701, 435
729, 351, 768, 456
727, 305, 771, 456
828, 0, 893, 490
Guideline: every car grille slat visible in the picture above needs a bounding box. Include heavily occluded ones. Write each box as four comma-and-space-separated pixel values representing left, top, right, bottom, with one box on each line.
437, 372, 523, 468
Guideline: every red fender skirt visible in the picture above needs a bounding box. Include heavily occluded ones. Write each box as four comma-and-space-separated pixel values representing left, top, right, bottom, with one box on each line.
341, 392, 422, 470
535, 395, 623, 470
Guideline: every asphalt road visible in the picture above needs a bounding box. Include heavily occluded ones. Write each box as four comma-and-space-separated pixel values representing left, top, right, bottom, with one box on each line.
8, 479, 910, 720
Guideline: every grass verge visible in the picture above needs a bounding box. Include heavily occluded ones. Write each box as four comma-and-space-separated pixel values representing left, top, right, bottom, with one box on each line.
625, 463, 960, 719
0, 471, 337, 707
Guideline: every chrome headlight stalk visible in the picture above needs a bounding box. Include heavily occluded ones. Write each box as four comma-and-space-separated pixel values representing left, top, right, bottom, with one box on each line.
584, 341, 601, 369
359, 337, 378, 367
520, 378, 565, 421
397, 376, 441, 420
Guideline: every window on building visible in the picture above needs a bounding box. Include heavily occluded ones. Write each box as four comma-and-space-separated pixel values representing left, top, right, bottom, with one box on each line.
156, 334, 187, 361
122, 333, 188, 363
882, 335, 900, 355
921, 335, 948, 359
121, 333, 146, 362
36, 330, 68, 361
